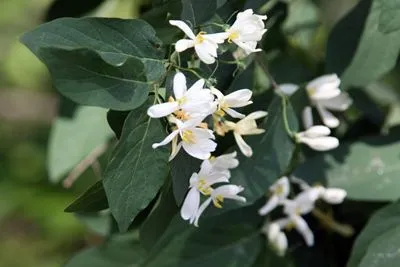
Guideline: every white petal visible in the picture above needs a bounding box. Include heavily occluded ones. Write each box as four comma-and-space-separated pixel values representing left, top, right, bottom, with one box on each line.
315, 104, 340, 128
304, 125, 331, 138
224, 89, 253, 108
300, 136, 339, 151
212, 184, 246, 202
279, 83, 299, 96
311, 88, 341, 100
306, 74, 340, 92
169, 20, 196, 39
317, 93, 353, 111
234, 40, 260, 55
173, 72, 187, 99
195, 42, 216, 64
274, 218, 291, 229
322, 188, 347, 204
205, 32, 229, 44
245, 111, 268, 120
272, 176, 290, 199
302, 106, 314, 130
189, 78, 206, 91
224, 107, 245, 119
182, 137, 217, 160
175, 39, 195, 52
234, 132, 253, 157
258, 195, 279, 215
147, 102, 179, 118
181, 187, 200, 220
169, 140, 182, 161
292, 215, 314, 246
207, 151, 239, 171
275, 232, 288, 256
210, 87, 224, 100
267, 223, 281, 241
194, 197, 212, 227
152, 130, 179, 149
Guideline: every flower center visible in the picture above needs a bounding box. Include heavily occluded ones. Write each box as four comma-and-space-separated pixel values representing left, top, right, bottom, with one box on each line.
213, 195, 224, 208
195, 31, 207, 44
307, 87, 316, 96
275, 184, 284, 196
174, 109, 190, 120
197, 179, 212, 195
182, 130, 196, 144
227, 30, 239, 43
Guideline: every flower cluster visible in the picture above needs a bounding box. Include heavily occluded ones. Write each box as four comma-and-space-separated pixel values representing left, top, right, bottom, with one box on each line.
279, 74, 352, 151
259, 176, 346, 256
170, 9, 267, 64
147, 71, 267, 225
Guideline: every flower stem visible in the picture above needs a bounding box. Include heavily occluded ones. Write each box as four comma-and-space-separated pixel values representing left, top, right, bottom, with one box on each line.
280, 94, 295, 138
312, 208, 354, 237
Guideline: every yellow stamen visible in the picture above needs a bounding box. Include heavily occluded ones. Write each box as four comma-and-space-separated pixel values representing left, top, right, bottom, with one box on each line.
182, 130, 196, 144
198, 122, 209, 129
285, 221, 296, 231
214, 109, 226, 117
177, 96, 186, 105
213, 195, 224, 208
168, 96, 175, 102
195, 31, 207, 44
197, 179, 212, 195
174, 110, 190, 121
227, 31, 239, 43
275, 184, 284, 195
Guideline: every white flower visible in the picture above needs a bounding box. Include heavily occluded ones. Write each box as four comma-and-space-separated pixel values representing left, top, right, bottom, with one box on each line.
147, 72, 215, 119
225, 9, 267, 54
295, 125, 339, 151
259, 176, 290, 215
211, 87, 253, 118
291, 176, 347, 205
306, 74, 352, 128
278, 83, 299, 96
274, 215, 314, 247
181, 167, 230, 224
194, 184, 246, 226
152, 117, 216, 160
262, 222, 288, 256
225, 111, 268, 157
200, 151, 239, 177
169, 20, 228, 64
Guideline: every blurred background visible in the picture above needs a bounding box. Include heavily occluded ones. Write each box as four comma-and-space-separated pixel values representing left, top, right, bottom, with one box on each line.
1, 0, 398, 266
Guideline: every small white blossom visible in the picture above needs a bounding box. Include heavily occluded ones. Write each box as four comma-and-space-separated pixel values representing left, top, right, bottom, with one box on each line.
181, 166, 230, 224
296, 125, 339, 151
152, 117, 216, 160
225, 111, 268, 157
225, 9, 267, 54
147, 72, 214, 119
211, 87, 253, 118
194, 184, 246, 226
259, 176, 290, 216
306, 74, 352, 128
200, 151, 239, 177
262, 222, 288, 256
169, 20, 228, 64
274, 215, 314, 247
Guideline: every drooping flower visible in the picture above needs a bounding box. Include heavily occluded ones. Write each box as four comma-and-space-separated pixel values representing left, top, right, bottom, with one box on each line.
306, 74, 352, 128
211, 87, 253, 118
147, 72, 215, 119
152, 117, 216, 160
194, 184, 246, 226
224, 111, 268, 157
225, 9, 267, 54
181, 167, 230, 224
295, 125, 339, 151
259, 176, 290, 216
200, 151, 239, 177
262, 222, 288, 256
169, 20, 228, 64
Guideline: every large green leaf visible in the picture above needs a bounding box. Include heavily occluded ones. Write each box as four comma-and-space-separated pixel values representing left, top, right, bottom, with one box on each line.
378, 0, 400, 34
143, 217, 262, 267
295, 133, 400, 201
65, 181, 108, 213
337, 0, 400, 87
21, 18, 165, 110
47, 106, 112, 183
230, 96, 298, 205
64, 234, 146, 267
103, 100, 170, 231
347, 201, 400, 267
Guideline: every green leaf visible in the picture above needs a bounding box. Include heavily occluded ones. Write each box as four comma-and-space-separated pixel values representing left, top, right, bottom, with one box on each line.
47, 106, 112, 183
64, 234, 146, 267
65, 181, 108, 213
107, 110, 130, 139
103, 100, 170, 232
339, 0, 400, 87
295, 133, 400, 201
180, 0, 217, 27
231, 96, 298, 205
378, 0, 400, 34
144, 217, 262, 267
140, 179, 178, 251
21, 18, 165, 110
347, 201, 400, 267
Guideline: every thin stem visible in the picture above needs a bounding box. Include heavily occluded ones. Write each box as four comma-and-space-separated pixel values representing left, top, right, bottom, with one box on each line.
208, 61, 219, 81
280, 94, 295, 138
172, 64, 204, 80
312, 208, 354, 237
